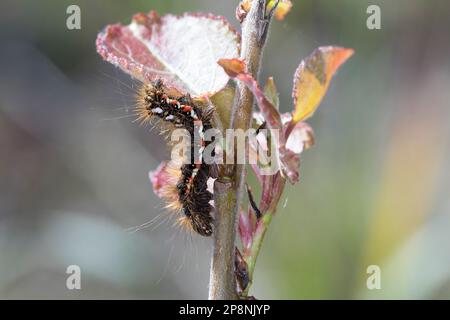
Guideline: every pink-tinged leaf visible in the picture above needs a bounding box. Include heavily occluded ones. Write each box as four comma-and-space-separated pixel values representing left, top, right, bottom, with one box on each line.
285, 120, 315, 154
248, 122, 272, 180
260, 172, 286, 214
275, 116, 315, 184
239, 208, 253, 249
278, 150, 300, 183
220, 59, 311, 184
291, 46, 354, 124
248, 112, 267, 184
148, 161, 174, 199
97, 11, 240, 97
218, 58, 282, 133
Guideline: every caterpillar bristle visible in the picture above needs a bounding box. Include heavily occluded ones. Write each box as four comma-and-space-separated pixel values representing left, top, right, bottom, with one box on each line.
175, 216, 195, 234
137, 79, 215, 237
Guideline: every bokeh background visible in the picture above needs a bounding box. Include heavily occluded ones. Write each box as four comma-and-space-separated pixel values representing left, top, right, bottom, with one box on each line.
1, 0, 450, 299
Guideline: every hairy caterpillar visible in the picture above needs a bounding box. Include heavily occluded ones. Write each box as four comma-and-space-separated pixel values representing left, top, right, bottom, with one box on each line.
136, 80, 214, 236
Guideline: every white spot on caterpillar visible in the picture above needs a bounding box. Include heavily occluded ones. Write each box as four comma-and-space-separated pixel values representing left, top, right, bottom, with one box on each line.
207, 178, 215, 193
191, 110, 198, 119
152, 107, 163, 114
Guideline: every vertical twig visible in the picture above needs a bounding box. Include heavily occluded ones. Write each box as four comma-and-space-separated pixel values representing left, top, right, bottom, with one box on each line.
208, 178, 238, 299
208, 0, 276, 300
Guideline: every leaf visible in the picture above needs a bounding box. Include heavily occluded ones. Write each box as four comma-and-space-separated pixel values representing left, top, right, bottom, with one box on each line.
280, 47, 352, 182
218, 58, 282, 133
217, 58, 246, 77
263, 77, 280, 110
220, 59, 307, 183
260, 172, 286, 214
148, 161, 176, 199
96, 11, 240, 97
285, 119, 315, 154
278, 117, 314, 184
209, 80, 236, 130
267, 0, 293, 20
238, 207, 254, 249
292, 46, 354, 123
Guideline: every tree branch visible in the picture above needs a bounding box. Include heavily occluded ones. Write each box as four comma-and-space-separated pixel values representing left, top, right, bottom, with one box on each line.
208, 0, 275, 300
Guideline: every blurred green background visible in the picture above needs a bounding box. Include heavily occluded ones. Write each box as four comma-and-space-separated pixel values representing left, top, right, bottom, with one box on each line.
1, 0, 450, 299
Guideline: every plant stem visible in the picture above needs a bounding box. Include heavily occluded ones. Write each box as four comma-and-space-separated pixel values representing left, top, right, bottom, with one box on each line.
208, 0, 275, 300
208, 178, 238, 300
242, 213, 272, 296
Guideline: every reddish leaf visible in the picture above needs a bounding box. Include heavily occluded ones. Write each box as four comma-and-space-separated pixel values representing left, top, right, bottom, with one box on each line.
285, 119, 315, 154
291, 46, 354, 124
220, 59, 309, 183
148, 161, 176, 199
278, 151, 300, 183
218, 58, 282, 133
97, 11, 240, 96
238, 208, 253, 249
218, 58, 246, 78
278, 120, 315, 184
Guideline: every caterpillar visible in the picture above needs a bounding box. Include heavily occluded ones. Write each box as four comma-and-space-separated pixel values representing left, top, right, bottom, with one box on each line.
136, 80, 214, 236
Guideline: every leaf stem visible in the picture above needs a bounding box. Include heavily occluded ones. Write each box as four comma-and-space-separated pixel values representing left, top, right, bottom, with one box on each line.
242, 212, 273, 296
